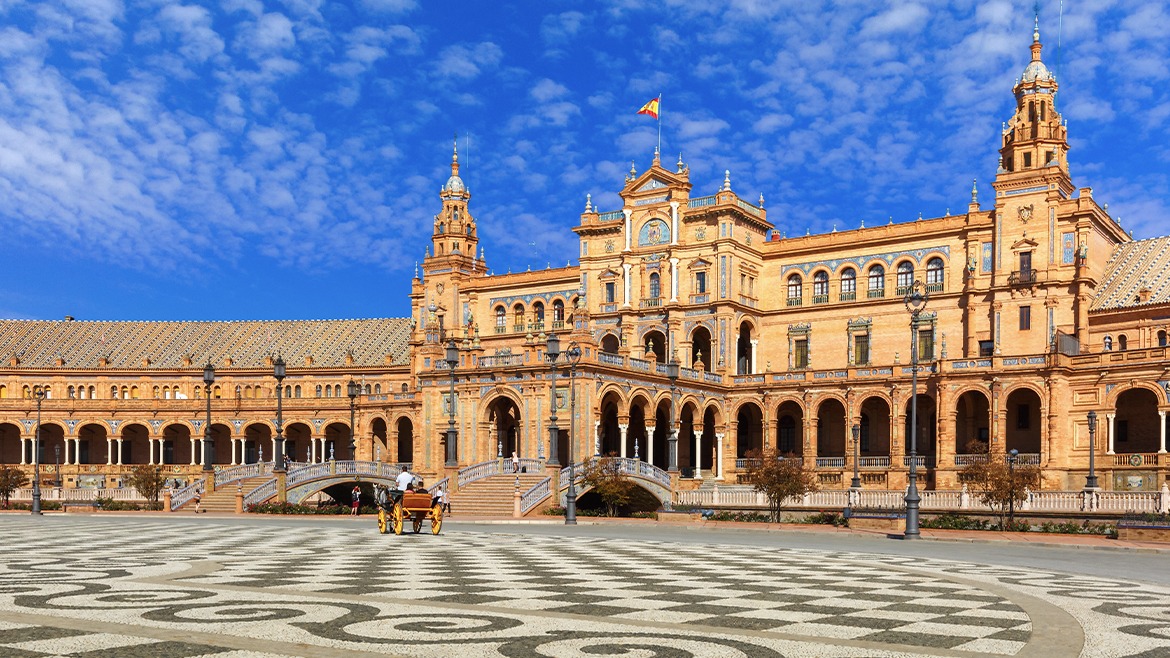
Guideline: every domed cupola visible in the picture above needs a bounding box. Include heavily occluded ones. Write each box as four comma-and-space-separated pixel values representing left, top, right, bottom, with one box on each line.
1018, 17, 1054, 85
441, 142, 469, 201
429, 140, 478, 263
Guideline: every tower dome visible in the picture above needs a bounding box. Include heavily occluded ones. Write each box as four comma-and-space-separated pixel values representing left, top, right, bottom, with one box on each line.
441, 141, 468, 199
1019, 15, 1053, 84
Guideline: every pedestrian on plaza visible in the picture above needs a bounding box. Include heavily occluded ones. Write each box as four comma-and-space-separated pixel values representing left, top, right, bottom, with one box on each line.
193, 485, 202, 514
439, 486, 451, 515
350, 485, 361, 516
511, 450, 519, 473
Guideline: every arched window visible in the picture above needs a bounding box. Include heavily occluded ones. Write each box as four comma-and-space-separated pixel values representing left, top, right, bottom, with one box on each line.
926, 257, 944, 291
812, 271, 829, 302
316, 384, 323, 397
0, 385, 6, 399
840, 268, 856, 300
88, 386, 95, 399
111, 386, 119, 399
787, 274, 802, 305
896, 261, 914, 292
121, 386, 129, 399
235, 385, 242, 398
68, 385, 76, 399
513, 304, 524, 331
533, 301, 545, 328
495, 306, 506, 333
868, 265, 885, 297
1159, 330, 1168, 347
1118, 334, 1128, 351
334, 384, 342, 397
649, 272, 661, 300
374, 383, 381, 394
152, 386, 159, 398
295, 385, 302, 398
553, 299, 565, 324
165, 386, 172, 400
213, 385, 221, 398
364, 384, 372, 394
1103, 336, 1113, 351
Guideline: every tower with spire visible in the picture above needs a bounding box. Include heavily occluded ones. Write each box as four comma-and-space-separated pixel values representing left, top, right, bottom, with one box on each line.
430, 141, 479, 262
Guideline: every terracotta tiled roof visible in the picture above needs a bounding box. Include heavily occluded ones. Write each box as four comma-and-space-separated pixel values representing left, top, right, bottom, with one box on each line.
1091, 236, 1170, 311
0, 319, 411, 369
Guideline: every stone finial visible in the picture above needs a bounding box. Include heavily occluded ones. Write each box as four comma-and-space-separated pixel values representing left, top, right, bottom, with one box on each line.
759, 193, 765, 207
677, 152, 685, 173
971, 178, 978, 204
585, 193, 592, 212
722, 170, 731, 191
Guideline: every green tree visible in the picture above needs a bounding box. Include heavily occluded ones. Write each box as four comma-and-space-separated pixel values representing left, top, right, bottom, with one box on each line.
743, 448, 819, 523
960, 442, 1041, 529
579, 454, 637, 517
126, 465, 166, 506
0, 466, 29, 509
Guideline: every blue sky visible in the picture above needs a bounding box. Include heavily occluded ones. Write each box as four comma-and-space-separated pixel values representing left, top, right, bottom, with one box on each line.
2, 1, 1167, 321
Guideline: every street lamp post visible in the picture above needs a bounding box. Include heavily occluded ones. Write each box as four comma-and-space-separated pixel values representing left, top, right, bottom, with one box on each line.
1085, 411, 1100, 489
903, 279, 929, 539
202, 361, 215, 474
273, 356, 286, 472
546, 333, 561, 467
31, 387, 45, 516
850, 423, 862, 489
347, 379, 360, 460
667, 353, 680, 473
565, 341, 582, 525
1008, 448, 1019, 528
444, 340, 459, 467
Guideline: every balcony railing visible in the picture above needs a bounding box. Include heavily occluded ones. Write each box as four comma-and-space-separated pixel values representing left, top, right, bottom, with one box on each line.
839, 291, 856, 301
786, 297, 801, 307
689, 293, 710, 304
513, 323, 525, 332
640, 297, 664, 308
896, 285, 911, 296
816, 457, 845, 468
1009, 269, 1037, 286
925, 281, 944, 293
478, 354, 524, 368
867, 289, 885, 298
494, 325, 507, 334
902, 455, 936, 468
812, 294, 828, 304
551, 320, 565, 330
858, 456, 890, 468
600, 303, 617, 313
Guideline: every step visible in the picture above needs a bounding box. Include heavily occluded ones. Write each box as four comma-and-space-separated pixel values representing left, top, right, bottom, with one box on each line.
448, 474, 551, 516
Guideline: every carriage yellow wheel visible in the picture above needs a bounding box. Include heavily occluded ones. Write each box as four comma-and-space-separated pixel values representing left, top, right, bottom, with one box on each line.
391, 502, 405, 535
431, 503, 443, 535
377, 508, 387, 534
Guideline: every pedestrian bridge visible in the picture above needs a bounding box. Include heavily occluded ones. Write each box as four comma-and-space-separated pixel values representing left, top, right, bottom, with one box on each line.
242, 461, 429, 507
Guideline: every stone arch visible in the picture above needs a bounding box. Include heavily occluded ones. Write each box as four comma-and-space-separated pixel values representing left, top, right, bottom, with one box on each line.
650, 397, 672, 470
689, 325, 712, 371
641, 329, 667, 362
244, 422, 272, 464
816, 397, 848, 458
1106, 382, 1168, 407
286, 422, 312, 464
162, 423, 191, 465
736, 320, 756, 374
77, 423, 108, 465
954, 389, 991, 455
858, 395, 891, 457
775, 400, 804, 456
1004, 387, 1042, 455
325, 422, 354, 460
119, 423, 151, 465
598, 390, 624, 457
394, 416, 415, 463
600, 332, 620, 354
370, 417, 388, 462
1113, 388, 1162, 454
485, 395, 523, 461
0, 422, 21, 463
904, 394, 937, 458
735, 402, 763, 458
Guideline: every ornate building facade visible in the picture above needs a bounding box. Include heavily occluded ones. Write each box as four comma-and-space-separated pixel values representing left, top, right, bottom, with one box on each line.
2, 27, 1168, 499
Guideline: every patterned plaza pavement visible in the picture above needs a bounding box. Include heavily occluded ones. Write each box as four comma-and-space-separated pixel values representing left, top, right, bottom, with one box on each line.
0, 516, 1167, 657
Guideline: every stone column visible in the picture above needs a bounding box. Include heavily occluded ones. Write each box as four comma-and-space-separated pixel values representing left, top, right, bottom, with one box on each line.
619, 424, 628, 459
20, 438, 27, 465
646, 426, 655, 465
715, 432, 725, 480
622, 263, 632, 308
670, 201, 679, 245
623, 208, 632, 252
109, 439, 116, 465
750, 339, 759, 374
1107, 413, 1115, 454
694, 423, 703, 479
594, 421, 601, 457
116, 438, 124, 465
1160, 411, 1167, 454
190, 438, 197, 465
670, 257, 679, 302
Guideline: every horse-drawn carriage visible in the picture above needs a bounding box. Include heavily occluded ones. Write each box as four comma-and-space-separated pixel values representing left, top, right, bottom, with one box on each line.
375, 484, 443, 535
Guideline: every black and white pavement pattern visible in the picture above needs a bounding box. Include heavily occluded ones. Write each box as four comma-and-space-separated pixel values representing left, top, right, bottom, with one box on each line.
0, 516, 1166, 657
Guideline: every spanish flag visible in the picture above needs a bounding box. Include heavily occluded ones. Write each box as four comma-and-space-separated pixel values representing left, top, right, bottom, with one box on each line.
637, 97, 660, 120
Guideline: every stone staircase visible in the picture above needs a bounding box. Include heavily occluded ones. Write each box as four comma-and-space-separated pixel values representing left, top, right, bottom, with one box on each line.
178, 476, 271, 513
449, 473, 549, 517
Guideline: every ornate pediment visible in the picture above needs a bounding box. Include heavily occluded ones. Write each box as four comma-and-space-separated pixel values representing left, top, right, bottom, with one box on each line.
635, 178, 669, 192
688, 258, 712, 270
1011, 237, 1039, 251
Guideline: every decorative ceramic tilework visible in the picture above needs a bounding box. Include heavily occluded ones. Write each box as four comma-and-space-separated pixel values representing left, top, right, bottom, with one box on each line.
638, 219, 670, 246
1061, 232, 1075, 265
780, 246, 951, 276
982, 242, 993, 273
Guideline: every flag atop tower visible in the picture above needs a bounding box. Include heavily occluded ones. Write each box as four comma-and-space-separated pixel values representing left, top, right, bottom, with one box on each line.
637, 97, 660, 120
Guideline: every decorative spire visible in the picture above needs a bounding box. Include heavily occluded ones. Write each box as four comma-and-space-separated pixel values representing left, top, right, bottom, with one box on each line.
971, 178, 978, 204
480, 246, 485, 261
585, 193, 592, 213
629, 160, 637, 177
677, 152, 685, 173
653, 144, 660, 165
758, 192, 765, 207
414, 261, 419, 278
860, 218, 865, 228
451, 136, 459, 176
1033, 12, 1040, 44
722, 169, 731, 191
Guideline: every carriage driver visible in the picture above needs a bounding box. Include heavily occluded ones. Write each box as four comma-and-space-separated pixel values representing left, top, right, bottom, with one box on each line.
395, 465, 417, 496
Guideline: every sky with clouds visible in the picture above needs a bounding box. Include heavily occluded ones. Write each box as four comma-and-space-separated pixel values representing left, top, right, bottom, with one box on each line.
1, 0, 1167, 321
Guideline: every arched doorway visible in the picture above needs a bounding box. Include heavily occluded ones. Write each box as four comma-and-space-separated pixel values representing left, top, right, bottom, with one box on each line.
1004, 388, 1041, 456
643, 330, 666, 362
38, 424, 66, 483
207, 423, 231, 465
245, 423, 272, 464
371, 418, 388, 462
325, 422, 353, 460
600, 333, 620, 354
955, 390, 990, 455
629, 402, 649, 460
702, 406, 720, 476
598, 392, 622, 456
652, 399, 671, 470
904, 394, 937, 458
735, 403, 763, 458
1114, 388, 1162, 454
0, 422, 20, 463
78, 423, 107, 465
120, 424, 150, 465
690, 326, 712, 371
395, 417, 414, 463
858, 396, 891, 459
816, 398, 847, 458
736, 322, 754, 374
163, 424, 191, 465
286, 422, 311, 464
679, 404, 696, 476
776, 401, 803, 456
487, 397, 522, 460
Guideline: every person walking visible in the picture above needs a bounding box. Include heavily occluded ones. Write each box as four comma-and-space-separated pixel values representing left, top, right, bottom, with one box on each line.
439, 486, 451, 515
511, 450, 519, 473
350, 485, 361, 516
193, 485, 202, 514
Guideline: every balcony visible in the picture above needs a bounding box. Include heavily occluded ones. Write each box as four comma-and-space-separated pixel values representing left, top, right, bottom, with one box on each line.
494, 325, 507, 334
689, 293, 710, 304
925, 281, 944, 293
599, 303, 617, 313
812, 294, 828, 305
896, 285, 911, 296
1009, 269, 1037, 286
640, 297, 664, 309
786, 297, 802, 307
512, 324, 525, 333
839, 291, 856, 301
551, 320, 565, 330
867, 289, 885, 299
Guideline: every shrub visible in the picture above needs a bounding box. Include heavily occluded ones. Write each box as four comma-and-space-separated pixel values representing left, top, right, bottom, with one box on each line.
803, 511, 844, 526
8, 501, 62, 511
708, 510, 770, 523
247, 502, 380, 515
921, 513, 990, 531
630, 511, 657, 519
542, 505, 566, 516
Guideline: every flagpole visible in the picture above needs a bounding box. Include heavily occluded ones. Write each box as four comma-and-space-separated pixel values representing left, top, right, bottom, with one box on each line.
657, 92, 662, 155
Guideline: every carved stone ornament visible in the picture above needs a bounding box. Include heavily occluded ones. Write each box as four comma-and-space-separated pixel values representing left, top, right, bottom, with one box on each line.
605, 240, 615, 253
436, 283, 444, 294
696, 227, 706, 240
1018, 204, 1033, 223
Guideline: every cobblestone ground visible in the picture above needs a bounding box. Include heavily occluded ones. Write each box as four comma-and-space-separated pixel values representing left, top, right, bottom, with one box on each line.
0, 516, 1167, 657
